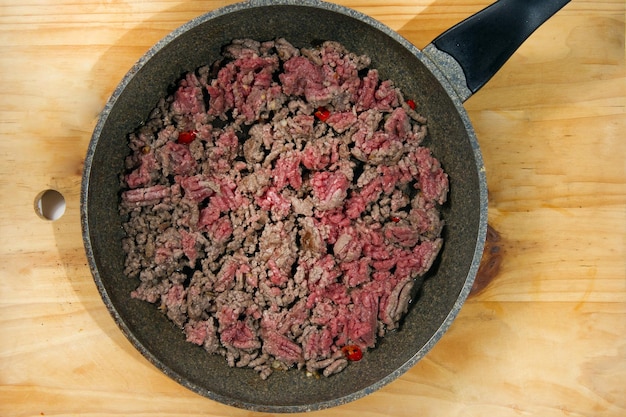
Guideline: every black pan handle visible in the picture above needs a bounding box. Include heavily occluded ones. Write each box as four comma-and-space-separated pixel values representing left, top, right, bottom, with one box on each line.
424, 0, 570, 102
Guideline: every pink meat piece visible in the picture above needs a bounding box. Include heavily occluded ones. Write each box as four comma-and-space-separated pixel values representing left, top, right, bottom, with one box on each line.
304, 82, 337, 106
250, 65, 273, 88
308, 298, 337, 325
282, 300, 309, 331
272, 150, 302, 190
330, 306, 351, 347
255, 186, 292, 218
308, 282, 351, 310
378, 165, 403, 194
240, 87, 265, 123
154, 228, 184, 265
163, 283, 187, 327
211, 128, 239, 162
236, 54, 278, 74
356, 69, 379, 111
340, 257, 371, 288
384, 223, 421, 248
408, 204, 444, 237
159, 141, 197, 176
414, 147, 449, 205
125, 152, 157, 189
316, 42, 365, 107
217, 304, 242, 329
209, 55, 280, 121
207, 64, 235, 117
384, 107, 412, 139
279, 56, 324, 98
301, 139, 336, 171
184, 319, 219, 353
311, 171, 350, 211
371, 258, 397, 272
326, 111, 357, 133
345, 194, 367, 219
333, 227, 363, 262
359, 176, 384, 205
390, 239, 441, 282
267, 259, 289, 286
377, 264, 423, 331
235, 55, 283, 123
283, 114, 315, 139
405, 238, 442, 278
213, 258, 239, 292
354, 129, 404, 164
307, 300, 350, 348
373, 79, 399, 111
121, 184, 171, 206
261, 299, 308, 336
171, 72, 205, 116
302, 326, 335, 361
410, 206, 435, 234
196, 176, 249, 228
307, 254, 342, 290
165, 283, 185, 307
315, 208, 351, 245
205, 216, 233, 245
180, 229, 199, 266
360, 227, 397, 270
347, 288, 379, 348
198, 204, 220, 228
236, 54, 279, 84
184, 320, 209, 345
221, 320, 261, 350
177, 174, 216, 203
261, 329, 303, 365
190, 174, 248, 226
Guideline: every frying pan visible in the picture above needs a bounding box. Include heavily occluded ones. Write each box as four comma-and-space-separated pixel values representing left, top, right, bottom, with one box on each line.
81, 0, 569, 412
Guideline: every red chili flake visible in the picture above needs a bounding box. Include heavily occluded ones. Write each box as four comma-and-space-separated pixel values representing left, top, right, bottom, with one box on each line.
406, 99, 416, 110
177, 130, 197, 144
342, 345, 363, 361
314, 106, 331, 122
390, 216, 401, 223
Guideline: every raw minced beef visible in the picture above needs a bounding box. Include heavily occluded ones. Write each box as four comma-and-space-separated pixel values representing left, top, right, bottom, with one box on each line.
119, 38, 448, 379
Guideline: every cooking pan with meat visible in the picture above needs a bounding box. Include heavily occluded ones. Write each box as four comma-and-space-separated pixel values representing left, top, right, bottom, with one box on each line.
81, 0, 570, 412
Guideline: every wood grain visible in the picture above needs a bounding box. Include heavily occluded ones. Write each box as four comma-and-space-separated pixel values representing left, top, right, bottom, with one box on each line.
0, 1, 624, 416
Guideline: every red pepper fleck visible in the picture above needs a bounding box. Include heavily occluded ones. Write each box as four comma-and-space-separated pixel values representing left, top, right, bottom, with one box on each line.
177, 130, 197, 144
342, 345, 363, 361
390, 216, 401, 223
406, 99, 416, 110
314, 106, 331, 122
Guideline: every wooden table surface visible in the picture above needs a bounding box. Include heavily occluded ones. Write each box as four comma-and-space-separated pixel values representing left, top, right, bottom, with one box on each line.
1, 0, 624, 416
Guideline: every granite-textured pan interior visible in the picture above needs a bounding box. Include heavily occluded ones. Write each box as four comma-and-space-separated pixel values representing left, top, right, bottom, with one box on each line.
81, 0, 487, 412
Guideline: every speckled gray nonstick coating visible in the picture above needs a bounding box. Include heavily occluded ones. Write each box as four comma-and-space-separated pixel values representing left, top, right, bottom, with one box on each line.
81, 0, 488, 412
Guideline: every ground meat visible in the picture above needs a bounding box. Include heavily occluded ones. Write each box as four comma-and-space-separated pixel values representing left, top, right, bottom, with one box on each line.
119, 38, 448, 379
